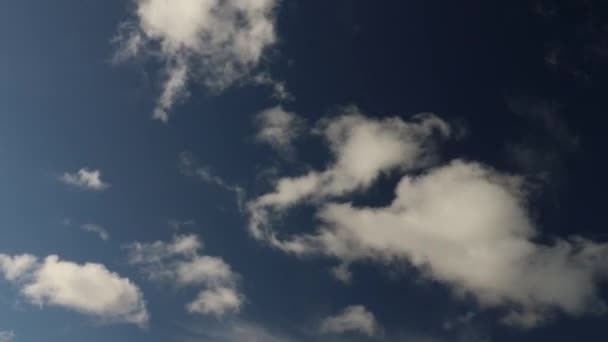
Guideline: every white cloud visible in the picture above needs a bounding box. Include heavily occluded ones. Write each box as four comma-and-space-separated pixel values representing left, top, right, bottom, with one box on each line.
115, 0, 278, 121
187, 287, 243, 316
127, 234, 243, 317
320, 305, 379, 337
81, 224, 110, 241
60, 168, 109, 191
255, 106, 304, 156
248, 109, 451, 246
0, 330, 14, 342
0, 254, 148, 326
179, 152, 246, 211
247, 111, 608, 327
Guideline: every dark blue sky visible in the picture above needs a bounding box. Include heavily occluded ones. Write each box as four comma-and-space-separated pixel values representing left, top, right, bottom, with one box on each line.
1, 1, 607, 341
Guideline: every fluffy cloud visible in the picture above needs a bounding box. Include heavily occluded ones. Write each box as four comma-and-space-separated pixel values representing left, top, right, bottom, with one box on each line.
127, 234, 243, 316
81, 224, 110, 241
248, 109, 451, 247
60, 168, 109, 191
248, 111, 608, 327
320, 305, 379, 336
115, 0, 278, 121
0, 331, 14, 342
255, 106, 304, 156
0, 254, 148, 326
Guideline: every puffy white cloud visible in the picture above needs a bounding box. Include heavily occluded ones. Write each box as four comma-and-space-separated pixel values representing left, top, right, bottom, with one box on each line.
0, 330, 14, 342
187, 287, 243, 316
115, 0, 278, 121
248, 111, 608, 327
60, 168, 109, 191
0, 254, 148, 326
81, 224, 110, 241
255, 106, 304, 155
127, 234, 243, 317
0, 254, 37, 281
248, 109, 451, 247
320, 305, 379, 336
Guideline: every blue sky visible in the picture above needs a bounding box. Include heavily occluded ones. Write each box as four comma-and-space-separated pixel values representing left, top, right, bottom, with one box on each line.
1, 1, 608, 341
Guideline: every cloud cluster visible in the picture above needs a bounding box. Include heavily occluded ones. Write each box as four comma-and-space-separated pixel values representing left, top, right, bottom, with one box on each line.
248, 109, 451, 248
0, 254, 148, 326
320, 305, 380, 337
248, 110, 608, 327
127, 234, 243, 316
60, 168, 109, 191
115, 0, 279, 121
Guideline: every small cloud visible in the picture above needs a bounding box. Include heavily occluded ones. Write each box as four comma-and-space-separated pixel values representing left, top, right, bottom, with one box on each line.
60, 168, 109, 191
0, 254, 148, 326
320, 305, 380, 337
254, 106, 305, 157
0, 330, 15, 342
81, 224, 110, 241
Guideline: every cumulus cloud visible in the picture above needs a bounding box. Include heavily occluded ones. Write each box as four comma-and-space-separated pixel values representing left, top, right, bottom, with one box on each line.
248, 109, 451, 246
81, 224, 110, 241
60, 168, 109, 191
247, 111, 608, 327
0, 254, 148, 326
255, 106, 304, 156
0, 331, 14, 342
115, 0, 279, 121
127, 234, 243, 317
320, 305, 379, 337
179, 152, 246, 211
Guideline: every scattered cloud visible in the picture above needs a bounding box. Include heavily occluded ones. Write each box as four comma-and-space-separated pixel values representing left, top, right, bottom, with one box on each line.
115, 0, 279, 121
127, 234, 243, 317
179, 152, 246, 211
320, 305, 380, 337
255, 106, 305, 156
248, 111, 608, 327
80, 224, 110, 241
0, 254, 148, 326
60, 168, 109, 191
0, 331, 14, 342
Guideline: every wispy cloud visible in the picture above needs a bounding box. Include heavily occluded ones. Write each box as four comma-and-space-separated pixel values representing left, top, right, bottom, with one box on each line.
0, 330, 15, 342
255, 106, 305, 157
60, 168, 109, 191
80, 223, 110, 241
320, 305, 380, 337
179, 152, 245, 211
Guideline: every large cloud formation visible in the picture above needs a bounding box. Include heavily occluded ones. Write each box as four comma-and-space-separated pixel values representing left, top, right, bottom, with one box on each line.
127, 234, 243, 316
0, 254, 148, 326
115, 0, 278, 121
247, 109, 608, 327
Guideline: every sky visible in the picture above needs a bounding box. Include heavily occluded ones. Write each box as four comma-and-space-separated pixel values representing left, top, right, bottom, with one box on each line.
1, 0, 608, 341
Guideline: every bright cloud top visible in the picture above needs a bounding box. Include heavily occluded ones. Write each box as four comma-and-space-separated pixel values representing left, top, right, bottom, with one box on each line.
127, 234, 243, 316
0, 254, 148, 326
320, 305, 380, 337
248, 110, 608, 327
60, 168, 109, 191
116, 0, 278, 121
